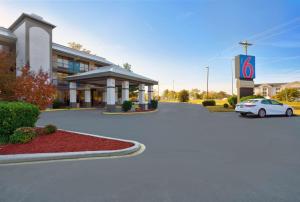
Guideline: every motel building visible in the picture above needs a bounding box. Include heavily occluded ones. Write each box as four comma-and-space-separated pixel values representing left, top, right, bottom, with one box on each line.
0, 13, 158, 111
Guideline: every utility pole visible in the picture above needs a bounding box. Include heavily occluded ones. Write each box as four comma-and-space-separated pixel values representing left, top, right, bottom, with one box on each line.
205, 66, 209, 99
239, 40, 253, 55
231, 58, 234, 96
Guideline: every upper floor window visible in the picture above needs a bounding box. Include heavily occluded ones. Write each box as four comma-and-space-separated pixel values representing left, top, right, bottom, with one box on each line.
56, 56, 70, 69
80, 62, 89, 72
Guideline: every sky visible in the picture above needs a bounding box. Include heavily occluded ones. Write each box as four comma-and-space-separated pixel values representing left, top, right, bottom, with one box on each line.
1, 0, 300, 94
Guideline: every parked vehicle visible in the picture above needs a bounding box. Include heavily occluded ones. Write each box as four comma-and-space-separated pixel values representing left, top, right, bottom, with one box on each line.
235, 99, 294, 118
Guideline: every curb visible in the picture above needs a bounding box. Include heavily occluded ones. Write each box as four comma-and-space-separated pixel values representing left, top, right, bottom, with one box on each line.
103, 109, 158, 115
0, 130, 143, 165
42, 108, 97, 112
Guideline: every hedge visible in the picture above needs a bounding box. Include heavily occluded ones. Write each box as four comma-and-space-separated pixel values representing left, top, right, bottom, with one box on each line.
149, 100, 158, 109
0, 102, 40, 137
122, 101, 133, 112
9, 127, 36, 144
202, 100, 216, 106
227, 95, 237, 106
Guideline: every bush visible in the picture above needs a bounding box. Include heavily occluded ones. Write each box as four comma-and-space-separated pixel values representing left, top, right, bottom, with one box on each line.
52, 99, 64, 109
122, 101, 132, 112
178, 90, 189, 102
9, 127, 36, 144
227, 96, 237, 106
0, 102, 40, 138
202, 100, 216, 106
149, 100, 158, 109
35, 127, 46, 136
240, 95, 264, 102
44, 124, 57, 134
223, 103, 229, 108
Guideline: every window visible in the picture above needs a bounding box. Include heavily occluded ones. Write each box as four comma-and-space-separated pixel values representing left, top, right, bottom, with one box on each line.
56, 56, 70, 68
261, 100, 271, 104
270, 100, 281, 105
79, 62, 89, 72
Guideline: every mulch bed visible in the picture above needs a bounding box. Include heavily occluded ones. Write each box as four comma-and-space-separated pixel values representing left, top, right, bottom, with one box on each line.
0, 130, 134, 155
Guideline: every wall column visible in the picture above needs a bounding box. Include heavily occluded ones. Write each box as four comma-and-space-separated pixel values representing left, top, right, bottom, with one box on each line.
139, 84, 146, 110
69, 82, 77, 108
84, 85, 91, 108
122, 81, 129, 103
148, 85, 154, 104
115, 87, 119, 104
106, 78, 116, 112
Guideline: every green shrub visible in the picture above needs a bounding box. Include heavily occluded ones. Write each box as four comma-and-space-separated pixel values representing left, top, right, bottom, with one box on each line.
202, 100, 216, 106
122, 101, 133, 112
9, 127, 36, 144
227, 96, 237, 106
44, 124, 57, 134
240, 95, 264, 102
149, 100, 158, 109
178, 90, 189, 102
0, 102, 40, 138
223, 103, 229, 108
52, 99, 64, 109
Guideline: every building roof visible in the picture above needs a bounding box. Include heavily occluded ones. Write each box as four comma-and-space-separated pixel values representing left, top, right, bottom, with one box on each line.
9, 13, 56, 30
0, 27, 17, 42
254, 82, 287, 87
52, 43, 113, 66
66, 65, 158, 85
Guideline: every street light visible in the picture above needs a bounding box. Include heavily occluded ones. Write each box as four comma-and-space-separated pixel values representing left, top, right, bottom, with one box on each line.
204, 66, 209, 99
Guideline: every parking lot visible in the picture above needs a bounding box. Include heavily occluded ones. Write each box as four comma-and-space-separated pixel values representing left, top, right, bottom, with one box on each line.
0, 103, 300, 202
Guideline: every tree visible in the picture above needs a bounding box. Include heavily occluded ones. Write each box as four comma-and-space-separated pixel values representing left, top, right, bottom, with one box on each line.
68, 42, 91, 54
123, 63, 132, 71
0, 51, 16, 101
178, 90, 189, 102
275, 88, 300, 102
14, 65, 56, 110
189, 88, 201, 100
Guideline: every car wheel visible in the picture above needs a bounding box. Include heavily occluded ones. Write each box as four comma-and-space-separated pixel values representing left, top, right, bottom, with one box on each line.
258, 109, 266, 118
286, 108, 293, 117
240, 112, 247, 117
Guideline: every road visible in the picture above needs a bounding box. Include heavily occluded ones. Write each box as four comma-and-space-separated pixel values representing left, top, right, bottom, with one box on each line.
1, 103, 300, 202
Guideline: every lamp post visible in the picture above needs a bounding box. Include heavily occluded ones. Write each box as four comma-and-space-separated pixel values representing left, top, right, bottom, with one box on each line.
231, 58, 234, 96
205, 66, 209, 99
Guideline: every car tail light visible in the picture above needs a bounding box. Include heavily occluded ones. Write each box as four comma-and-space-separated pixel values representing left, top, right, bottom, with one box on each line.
245, 105, 256, 107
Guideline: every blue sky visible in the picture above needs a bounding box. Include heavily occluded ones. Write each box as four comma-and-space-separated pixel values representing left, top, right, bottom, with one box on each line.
1, 0, 300, 93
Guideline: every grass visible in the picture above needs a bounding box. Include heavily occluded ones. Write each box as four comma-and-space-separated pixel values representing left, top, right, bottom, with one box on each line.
206, 105, 235, 112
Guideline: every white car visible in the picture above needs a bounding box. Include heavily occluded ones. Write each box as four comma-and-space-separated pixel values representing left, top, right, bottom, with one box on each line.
235, 99, 294, 118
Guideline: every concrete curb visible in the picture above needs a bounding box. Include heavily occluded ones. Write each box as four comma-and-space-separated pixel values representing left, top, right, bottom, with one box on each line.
103, 109, 158, 115
0, 130, 143, 165
42, 108, 97, 112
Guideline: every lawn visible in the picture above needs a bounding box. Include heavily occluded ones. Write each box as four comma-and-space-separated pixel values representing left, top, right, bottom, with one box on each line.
206, 105, 235, 112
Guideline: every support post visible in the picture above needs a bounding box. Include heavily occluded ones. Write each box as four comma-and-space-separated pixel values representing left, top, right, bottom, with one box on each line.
148, 85, 154, 103
122, 81, 129, 103
139, 84, 146, 110
115, 87, 119, 104
69, 82, 77, 108
102, 90, 107, 105
84, 85, 91, 108
106, 78, 116, 112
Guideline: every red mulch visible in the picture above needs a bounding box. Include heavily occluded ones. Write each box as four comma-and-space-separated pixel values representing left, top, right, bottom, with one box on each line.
0, 130, 134, 155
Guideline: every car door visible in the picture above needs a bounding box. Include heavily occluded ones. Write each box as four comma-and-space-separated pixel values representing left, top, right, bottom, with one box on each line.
261, 99, 273, 115
270, 100, 285, 115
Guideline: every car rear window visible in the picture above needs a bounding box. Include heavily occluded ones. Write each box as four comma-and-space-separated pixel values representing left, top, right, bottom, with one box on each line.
244, 100, 259, 103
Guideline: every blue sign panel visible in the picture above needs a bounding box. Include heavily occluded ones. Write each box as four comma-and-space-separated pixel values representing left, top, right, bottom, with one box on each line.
239, 55, 255, 79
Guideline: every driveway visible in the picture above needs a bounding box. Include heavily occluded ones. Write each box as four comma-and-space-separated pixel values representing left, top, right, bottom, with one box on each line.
1, 103, 300, 202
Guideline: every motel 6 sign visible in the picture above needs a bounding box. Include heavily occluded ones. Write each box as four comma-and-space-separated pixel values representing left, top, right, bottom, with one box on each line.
235, 55, 255, 80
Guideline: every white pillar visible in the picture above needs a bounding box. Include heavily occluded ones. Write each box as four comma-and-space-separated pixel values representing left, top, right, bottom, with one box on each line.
106, 78, 115, 111
139, 84, 146, 109
148, 85, 154, 103
115, 87, 118, 104
69, 82, 77, 108
84, 85, 91, 107
122, 81, 129, 103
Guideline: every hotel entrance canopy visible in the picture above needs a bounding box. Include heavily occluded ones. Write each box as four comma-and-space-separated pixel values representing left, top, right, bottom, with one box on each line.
65, 65, 158, 86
